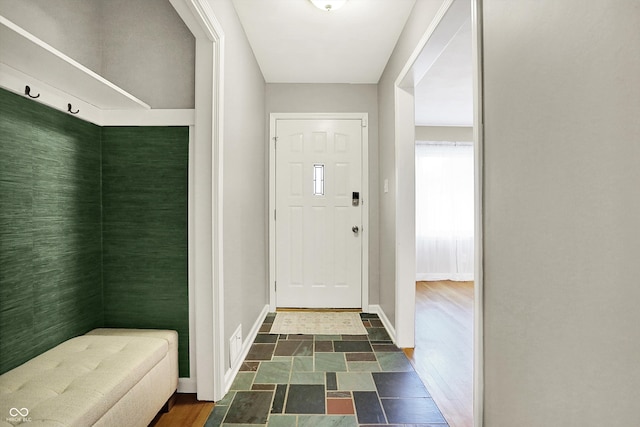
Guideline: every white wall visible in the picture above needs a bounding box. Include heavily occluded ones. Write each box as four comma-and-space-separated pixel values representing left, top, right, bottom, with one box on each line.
377, 0, 447, 327
100, 0, 195, 108
266, 83, 380, 305
0, 0, 103, 73
0, 0, 195, 109
206, 0, 268, 371
483, 0, 640, 425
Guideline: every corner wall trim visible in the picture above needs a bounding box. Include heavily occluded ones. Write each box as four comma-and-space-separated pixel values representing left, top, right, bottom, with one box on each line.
170, 0, 226, 402
178, 377, 197, 393
224, 305, 270, 395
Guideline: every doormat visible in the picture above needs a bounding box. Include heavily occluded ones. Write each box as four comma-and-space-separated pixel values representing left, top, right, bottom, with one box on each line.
270, 312, 368, 335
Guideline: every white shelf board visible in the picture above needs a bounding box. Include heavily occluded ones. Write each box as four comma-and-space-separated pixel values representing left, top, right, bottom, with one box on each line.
0, 15, 150, 110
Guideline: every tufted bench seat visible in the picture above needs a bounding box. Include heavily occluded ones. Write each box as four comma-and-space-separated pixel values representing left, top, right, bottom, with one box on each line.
0, 329, 178, 427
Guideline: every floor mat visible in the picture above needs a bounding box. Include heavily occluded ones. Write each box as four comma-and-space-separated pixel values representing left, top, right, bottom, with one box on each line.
270, 312, 368, 335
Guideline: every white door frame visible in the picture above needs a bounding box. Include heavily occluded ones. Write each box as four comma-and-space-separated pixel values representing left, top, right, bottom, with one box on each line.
170, 0, 226, 402
393, 0, 484, 426
269, 113, 369, 312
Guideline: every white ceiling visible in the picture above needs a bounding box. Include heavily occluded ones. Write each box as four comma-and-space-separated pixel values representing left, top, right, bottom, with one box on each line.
232, 0, 416, 84
414, 19, 473, 127
232, 0, 472, 126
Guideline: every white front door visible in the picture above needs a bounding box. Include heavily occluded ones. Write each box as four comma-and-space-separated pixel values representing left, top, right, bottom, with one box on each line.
275, 119, 363, 308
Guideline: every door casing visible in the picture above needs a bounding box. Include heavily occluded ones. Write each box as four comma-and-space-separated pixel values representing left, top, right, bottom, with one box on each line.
269, 113, 369, 312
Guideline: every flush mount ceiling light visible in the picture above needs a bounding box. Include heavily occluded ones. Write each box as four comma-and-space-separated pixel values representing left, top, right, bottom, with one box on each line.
310, 0, 347, 12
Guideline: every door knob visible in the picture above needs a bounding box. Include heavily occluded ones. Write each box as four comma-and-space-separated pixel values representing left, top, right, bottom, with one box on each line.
352, 226, 359, 234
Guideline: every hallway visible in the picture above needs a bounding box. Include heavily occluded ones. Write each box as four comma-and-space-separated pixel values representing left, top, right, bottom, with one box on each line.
205, 313, 448, 426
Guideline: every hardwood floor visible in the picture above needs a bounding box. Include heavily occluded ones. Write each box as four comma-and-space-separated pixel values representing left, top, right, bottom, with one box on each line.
149, 393, 214, 427
404, 280, 474, 427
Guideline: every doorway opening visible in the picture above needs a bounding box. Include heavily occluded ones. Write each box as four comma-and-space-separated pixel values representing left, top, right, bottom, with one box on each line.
394, 0, 483, 426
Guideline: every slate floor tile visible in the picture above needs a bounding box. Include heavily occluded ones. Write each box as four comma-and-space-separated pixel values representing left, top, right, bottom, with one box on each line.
315, 352, 347, 372
360, 313, 378, 318
336, 372, 376, 391
205, 312, 449, 427
333, 341, 373, 353
287, 334, 314, 341
285, 384, 325, 414
377, 352, 414, 372
373, 371, 430, 398
327, 391, 351, 398
326, 372, 337, 391
343, 335, 369, 341
253, 384, 276, 390
222, 424, 266, 427
275, 340, 313, 356
260, 324, 272, 333
271, 384, 288, 414
347, 361, 381, 372
366, 327, 392, 342
372, 343, 403, 352
353, 391, 386, 424
216, 391, 235, 406
297, 415, 358, 427
327, 398, 355, 415
230, 372, 255, 390
381, 397, 447, 424
204, 405, 228, 427
224, 391, 273, 424
316, 334, 342, 341
315, 340, 334, 352
247, 343, 276, 360
255, 359, 292, 384
290, 371, 325, 384
292, 356, 314, 372
346, 352, 377, 362
266, 414, 297, 427
255, 334, 279, 343
240, 361, 260, 371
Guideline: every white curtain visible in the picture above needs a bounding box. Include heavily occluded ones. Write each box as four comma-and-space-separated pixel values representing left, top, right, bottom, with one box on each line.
416, 141, 474, 281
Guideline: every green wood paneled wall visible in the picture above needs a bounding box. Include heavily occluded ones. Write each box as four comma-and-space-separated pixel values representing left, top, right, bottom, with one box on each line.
0, 89, 102, 374
102, 127, 189, 377
0, 89, 190, 377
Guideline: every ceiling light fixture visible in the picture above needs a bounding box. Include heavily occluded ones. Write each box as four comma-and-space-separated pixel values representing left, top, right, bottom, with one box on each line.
310, 0, 347, 12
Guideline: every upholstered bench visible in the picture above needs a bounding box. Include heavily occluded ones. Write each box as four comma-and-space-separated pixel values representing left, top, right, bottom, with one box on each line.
0, 329, 178, 427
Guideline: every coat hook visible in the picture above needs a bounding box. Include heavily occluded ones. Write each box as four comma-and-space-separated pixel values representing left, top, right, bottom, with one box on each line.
67, 103, 79, 114
25, 85, 40, 99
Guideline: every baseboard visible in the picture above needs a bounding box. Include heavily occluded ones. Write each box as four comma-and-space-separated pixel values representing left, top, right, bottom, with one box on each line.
416, 273, 474, 281
223, 304, 270, 394
177, 377, 196, 393
368, 304, 397, 345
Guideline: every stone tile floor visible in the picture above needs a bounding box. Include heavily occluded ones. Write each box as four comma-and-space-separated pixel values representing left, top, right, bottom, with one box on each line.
205, 313, 448, 427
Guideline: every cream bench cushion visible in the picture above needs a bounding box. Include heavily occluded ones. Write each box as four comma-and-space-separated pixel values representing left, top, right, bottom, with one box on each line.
85, 328, 178, 393
0, 330, 177, 427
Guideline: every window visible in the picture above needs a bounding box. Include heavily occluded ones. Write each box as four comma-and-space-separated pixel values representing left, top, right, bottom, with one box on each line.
416, 141, 474, 281
313, 164, 324, 195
